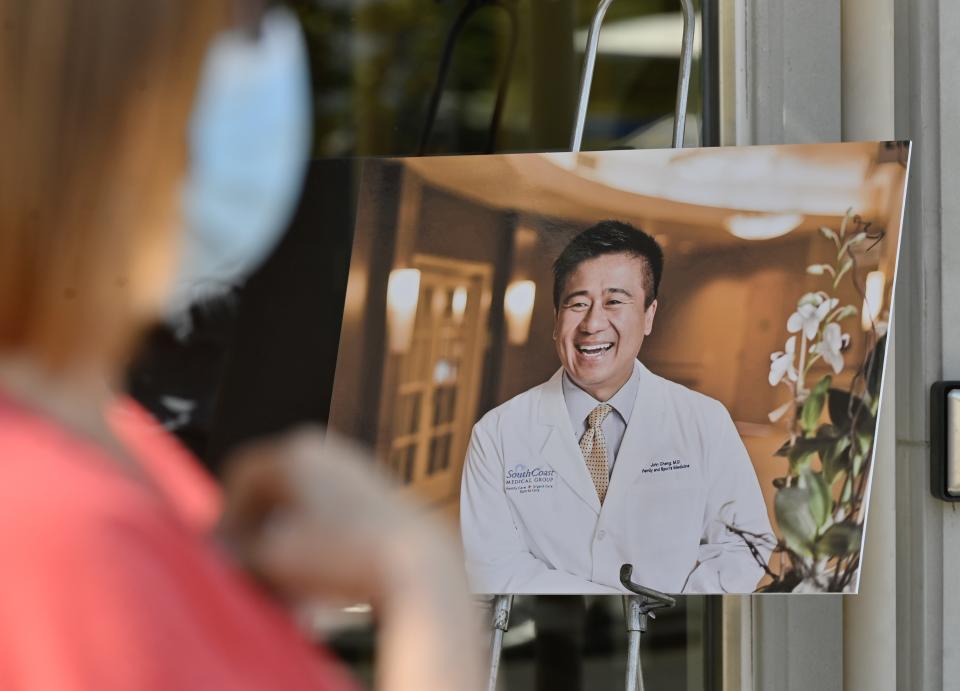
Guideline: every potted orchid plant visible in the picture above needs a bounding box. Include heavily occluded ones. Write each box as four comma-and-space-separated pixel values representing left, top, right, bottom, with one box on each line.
730, 210, 886, 593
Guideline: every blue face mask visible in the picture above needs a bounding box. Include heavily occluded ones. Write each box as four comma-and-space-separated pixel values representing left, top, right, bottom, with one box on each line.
166, 7, 312, 325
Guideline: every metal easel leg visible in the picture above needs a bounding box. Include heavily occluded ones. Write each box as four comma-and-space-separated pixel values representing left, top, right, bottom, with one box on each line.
571, 0, 697, 152
570, 0, 615, 153
620, 566, 675, 691
487, 594, 513, 691
672, 0, 696, 148
623, 596, 646, 691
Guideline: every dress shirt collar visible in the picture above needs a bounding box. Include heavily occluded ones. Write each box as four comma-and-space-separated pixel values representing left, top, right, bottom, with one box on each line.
561, 362, 639, 429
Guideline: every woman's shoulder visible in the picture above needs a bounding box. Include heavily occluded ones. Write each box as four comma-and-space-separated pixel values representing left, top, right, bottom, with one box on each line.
108, 396, 222, 531
0, 396, 360, 691
0, 394, 218, 541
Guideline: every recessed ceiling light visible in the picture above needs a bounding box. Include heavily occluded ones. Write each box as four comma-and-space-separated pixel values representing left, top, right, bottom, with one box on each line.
724, 213, 804, 240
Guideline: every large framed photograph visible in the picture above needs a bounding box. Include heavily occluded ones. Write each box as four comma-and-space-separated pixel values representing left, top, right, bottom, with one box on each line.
330, 142, 909, 594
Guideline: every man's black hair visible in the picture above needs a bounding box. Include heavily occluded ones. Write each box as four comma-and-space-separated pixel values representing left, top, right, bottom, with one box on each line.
552, 220, 663, 310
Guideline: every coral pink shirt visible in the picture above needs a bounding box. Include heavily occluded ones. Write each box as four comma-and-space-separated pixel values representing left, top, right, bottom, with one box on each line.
0, 392, 360, 691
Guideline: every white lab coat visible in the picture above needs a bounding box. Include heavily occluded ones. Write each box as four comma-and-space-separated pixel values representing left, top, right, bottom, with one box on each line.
459, 360, 773, 594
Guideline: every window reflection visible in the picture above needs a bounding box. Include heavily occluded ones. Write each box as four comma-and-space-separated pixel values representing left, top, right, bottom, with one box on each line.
283, 0, 703, 156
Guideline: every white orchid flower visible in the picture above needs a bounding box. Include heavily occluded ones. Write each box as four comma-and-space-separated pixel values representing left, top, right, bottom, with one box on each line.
815, 322, 851, 374
787, 296, 838, 340
769, 336, 798, 386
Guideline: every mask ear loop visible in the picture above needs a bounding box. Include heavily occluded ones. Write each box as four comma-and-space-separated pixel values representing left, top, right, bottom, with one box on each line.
418, 0, 519, 155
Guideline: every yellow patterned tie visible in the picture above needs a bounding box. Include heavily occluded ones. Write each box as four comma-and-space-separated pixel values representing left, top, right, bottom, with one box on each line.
579, 403, 612, 504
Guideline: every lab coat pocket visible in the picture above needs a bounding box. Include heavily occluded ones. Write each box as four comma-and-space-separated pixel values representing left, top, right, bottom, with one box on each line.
630, 478, 703, 525
623, 476, 705, 579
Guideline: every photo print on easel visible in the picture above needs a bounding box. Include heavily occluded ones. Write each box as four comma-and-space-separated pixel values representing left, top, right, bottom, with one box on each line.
330, 141, 910, 594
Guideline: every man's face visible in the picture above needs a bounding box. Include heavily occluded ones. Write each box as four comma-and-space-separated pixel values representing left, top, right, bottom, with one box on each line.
553, 253, 657, 400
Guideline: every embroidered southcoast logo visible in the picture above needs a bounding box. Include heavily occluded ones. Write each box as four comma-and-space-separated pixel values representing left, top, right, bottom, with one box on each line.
505, 464, 557, 494
641, 458, 691, 474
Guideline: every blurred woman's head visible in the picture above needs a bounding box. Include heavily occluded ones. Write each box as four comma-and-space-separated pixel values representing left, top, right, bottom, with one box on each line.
0, 1, 228, 375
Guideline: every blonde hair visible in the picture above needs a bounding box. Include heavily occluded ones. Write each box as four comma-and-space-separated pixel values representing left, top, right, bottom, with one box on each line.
0, 0, 229, 370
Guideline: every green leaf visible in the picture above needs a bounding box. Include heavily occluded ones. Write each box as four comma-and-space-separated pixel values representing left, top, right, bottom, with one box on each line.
775, 487, 818, 558
782, 436, 828, 458
823, 387, 876, 480
815, 423, 839, 439
774, 439, 792, 457
779, 437, 825, 475
802, 469, 832, 529
817, 522, 863, 557
858, 405, 877, 432
864, 334, 887, 403
801, 376, 832, 433
821, 436, 852, 483
790, 452, 816, 475
827, 389, 860, 429
850, 454, 862, 478
841, 478, 853, 504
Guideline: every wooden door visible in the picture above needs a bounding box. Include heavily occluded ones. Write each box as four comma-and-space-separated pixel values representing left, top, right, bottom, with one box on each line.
379, 255, 492, 504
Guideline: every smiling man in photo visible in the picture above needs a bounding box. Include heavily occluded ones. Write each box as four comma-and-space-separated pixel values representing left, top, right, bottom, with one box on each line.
459, 220, 773, 594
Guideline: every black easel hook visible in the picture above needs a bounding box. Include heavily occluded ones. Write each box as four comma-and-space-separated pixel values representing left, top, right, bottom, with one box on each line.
620, 564, 677, 608
418, 0, 518, 155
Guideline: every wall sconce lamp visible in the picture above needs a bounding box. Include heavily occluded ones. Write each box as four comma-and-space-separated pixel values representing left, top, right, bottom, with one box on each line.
452, 286, 468, 324
504, 280, 536, 345
931, 381, 960, 501
387, 268, 421, 353
861, 270, 886, 331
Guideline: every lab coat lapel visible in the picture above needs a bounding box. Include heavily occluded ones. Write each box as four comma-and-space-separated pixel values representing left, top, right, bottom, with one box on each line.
537, 368, 602, 515
606, 361, 667, 503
